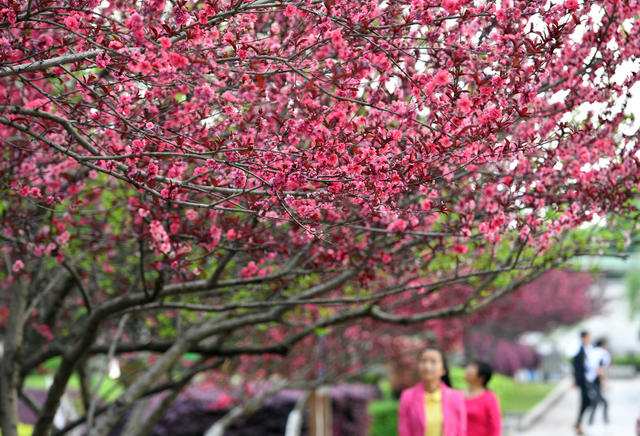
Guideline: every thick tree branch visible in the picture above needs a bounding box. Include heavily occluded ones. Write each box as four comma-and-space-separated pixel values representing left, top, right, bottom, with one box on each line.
0, 50, 102, 78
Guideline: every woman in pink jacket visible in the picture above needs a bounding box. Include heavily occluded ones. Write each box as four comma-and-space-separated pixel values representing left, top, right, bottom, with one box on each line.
398, 346, 467, 436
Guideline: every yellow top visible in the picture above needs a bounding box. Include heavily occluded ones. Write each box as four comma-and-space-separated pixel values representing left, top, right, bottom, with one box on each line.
424, 388, 443, 436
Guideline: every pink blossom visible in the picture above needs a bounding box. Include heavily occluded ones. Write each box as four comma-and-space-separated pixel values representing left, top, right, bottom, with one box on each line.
241, 261, 260, 279
330, 29, 343, 46
185, 209, 198, 222
442, 0, 460, 14
284, 4, 297, 18
227, 228, 237, 240
565, 0, 578, 11
159, 37, 172, 50
36, 324, 54, 341
236, 48, 248, 60
169, 222, 180, 234
452, 244, 468, 255
456, 96, 472, 114
63, 15, 80, 31
28, 187, 41, 198
136, 61, 153, 74
432, 70, 451, 87
95, 52, 110, 69
150, 220, 169, 243
168, 52, 188, 69
1, 9, 16, 25
147, 161, 159, 179
387, 218, 407, 232
210, 226, 222, 245
125, 12, 144, 31
223, 32, 234, 45
56, 231, 70, 247
36, 34, 53, 50
12, 259, 24, 272
173, 5, 189, 26
192, 166, 208, 178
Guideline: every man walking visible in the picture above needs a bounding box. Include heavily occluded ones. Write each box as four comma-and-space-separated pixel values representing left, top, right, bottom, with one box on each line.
572, 331, 592, 435
588, 338, 611, 426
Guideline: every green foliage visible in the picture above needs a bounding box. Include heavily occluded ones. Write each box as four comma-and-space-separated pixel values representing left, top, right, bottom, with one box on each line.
625, 268, 640, 319
369, 400, 399, 436
613, 353, 640, 371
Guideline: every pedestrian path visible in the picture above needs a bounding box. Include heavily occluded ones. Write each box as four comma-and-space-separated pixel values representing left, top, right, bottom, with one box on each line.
516, 377, 640, 436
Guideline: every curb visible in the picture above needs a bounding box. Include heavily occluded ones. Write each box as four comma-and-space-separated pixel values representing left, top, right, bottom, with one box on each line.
517, 377, 573, 431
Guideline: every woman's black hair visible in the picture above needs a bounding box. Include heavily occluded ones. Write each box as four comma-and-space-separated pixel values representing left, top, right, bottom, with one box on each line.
472, 360, 493, 388
419, 346, 452, 387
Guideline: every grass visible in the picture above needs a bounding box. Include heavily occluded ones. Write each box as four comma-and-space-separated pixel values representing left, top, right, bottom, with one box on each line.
369, 367, 554, 436
613, 353, 640, 370
0, 423, 34, 436
23, 373, 124, 403
7, 359, 125, 432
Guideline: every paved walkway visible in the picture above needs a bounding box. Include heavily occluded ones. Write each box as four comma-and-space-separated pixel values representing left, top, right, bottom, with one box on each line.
516, 378, 640, 436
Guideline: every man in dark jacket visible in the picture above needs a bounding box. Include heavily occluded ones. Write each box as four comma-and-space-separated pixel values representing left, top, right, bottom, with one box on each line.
573, 330, 592, 435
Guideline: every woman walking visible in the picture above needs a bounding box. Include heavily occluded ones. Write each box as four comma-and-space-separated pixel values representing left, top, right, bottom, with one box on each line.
464, 360, 502, 436
398, 346, 467, 436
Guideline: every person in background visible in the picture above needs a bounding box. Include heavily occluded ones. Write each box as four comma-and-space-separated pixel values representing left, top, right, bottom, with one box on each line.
572, 330, 592, 435
464, 360, 501, 436
588, 338, 611, 426
398, 346, 467, 436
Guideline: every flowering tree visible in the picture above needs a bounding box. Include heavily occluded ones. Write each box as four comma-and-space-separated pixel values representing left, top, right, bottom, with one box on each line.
2, 0, 640, 435
383, 268, 598, 388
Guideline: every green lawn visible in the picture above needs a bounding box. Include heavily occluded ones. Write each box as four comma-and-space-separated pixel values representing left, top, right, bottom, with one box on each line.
23, 372, 124, 403
0, 423, 33, 436
369, 367, 553, 436
5, 360, 125, 434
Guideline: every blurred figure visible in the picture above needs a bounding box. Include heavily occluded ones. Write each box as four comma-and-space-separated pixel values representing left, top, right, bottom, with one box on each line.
572, 330, 592, 435
388, 336, 427, 398
398, 346, 467, 436
464, 360, 501, 436
588, 338, 611, 426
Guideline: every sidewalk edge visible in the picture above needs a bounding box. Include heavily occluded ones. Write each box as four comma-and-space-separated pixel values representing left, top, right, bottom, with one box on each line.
517, 377, 573, 431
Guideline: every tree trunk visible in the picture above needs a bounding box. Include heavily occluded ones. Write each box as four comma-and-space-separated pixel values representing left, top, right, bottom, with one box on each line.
0, 277, 29, 436
285, 391, 311, 436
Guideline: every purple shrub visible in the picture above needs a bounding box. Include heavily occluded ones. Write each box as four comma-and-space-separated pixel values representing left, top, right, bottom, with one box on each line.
109, 383, 378, 436
468, 333, 541, 377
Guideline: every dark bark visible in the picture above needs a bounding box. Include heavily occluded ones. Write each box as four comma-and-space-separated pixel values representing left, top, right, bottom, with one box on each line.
0, 277, 29, 436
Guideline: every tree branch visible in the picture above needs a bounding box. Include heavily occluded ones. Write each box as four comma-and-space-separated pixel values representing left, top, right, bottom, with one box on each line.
0, 50, 102, 78
86, 314, 129, 435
